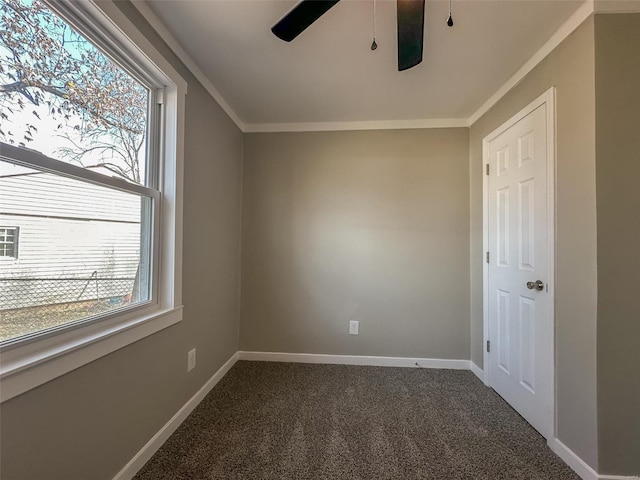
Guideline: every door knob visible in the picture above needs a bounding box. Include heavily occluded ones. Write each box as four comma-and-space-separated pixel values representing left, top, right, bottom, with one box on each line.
527, 280, 544, 291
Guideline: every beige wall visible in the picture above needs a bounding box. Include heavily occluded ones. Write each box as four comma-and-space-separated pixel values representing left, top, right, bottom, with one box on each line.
4, 4, 637, 478
469, 18, 599, 468
241, 129, 470, 359
0, 4, 243, 480
595, 13, 640, 476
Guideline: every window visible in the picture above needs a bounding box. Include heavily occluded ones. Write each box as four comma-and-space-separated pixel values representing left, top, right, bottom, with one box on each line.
0, 0, 158, 342
0, 227, 19, 258
0, 150, 157, 342
0, 0, 186, 402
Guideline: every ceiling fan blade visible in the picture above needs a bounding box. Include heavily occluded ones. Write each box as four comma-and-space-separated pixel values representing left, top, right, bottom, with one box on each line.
272, 0, 341, 42
397, 0, 425, 71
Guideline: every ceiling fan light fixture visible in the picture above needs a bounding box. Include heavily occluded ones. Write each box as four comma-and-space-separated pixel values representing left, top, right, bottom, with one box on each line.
272, 0, 429, 71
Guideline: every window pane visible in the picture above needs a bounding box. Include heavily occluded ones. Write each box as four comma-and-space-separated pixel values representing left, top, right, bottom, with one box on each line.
0, 159, 153, 342
0, 0, 149, 185
0, 227, 18, 257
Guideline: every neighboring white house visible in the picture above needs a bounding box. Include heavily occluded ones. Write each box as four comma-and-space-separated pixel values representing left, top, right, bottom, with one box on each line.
0, 160, 141, 313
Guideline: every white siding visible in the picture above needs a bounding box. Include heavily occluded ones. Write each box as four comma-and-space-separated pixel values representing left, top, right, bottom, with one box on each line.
0, 167, 142, 309
0, 215, 140, 279
0, 170, 141, 223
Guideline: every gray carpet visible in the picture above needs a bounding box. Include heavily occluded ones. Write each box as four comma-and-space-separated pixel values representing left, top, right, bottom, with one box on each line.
135, 361, 579, 480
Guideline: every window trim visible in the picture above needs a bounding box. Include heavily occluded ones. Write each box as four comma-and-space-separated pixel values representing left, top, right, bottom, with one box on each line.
0, 226, 19, 258
0, 0, 187, 402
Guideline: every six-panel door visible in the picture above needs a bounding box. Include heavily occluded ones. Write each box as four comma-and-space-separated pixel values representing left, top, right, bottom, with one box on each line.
487, 103, 553, 439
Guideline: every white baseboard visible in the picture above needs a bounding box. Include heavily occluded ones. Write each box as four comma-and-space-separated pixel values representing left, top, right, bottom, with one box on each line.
550, 438, 600, 480
112, 349, 639, 480
549, 438, 639, 480
112, 352, 239, 480
601, 476, 640, 479
237, 351, 470, 370
470, 361, 487, 384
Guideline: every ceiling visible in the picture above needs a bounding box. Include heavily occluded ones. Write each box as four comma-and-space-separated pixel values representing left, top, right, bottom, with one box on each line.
143, 0, 585, 127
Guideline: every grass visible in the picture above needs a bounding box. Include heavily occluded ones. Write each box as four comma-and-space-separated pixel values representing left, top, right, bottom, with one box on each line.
0, 297, 129, 342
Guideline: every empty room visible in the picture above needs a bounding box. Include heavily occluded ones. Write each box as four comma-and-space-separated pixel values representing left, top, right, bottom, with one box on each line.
0, 0, 638, 479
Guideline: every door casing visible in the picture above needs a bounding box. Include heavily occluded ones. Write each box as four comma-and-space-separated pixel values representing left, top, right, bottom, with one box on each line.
481, 87, 556, 439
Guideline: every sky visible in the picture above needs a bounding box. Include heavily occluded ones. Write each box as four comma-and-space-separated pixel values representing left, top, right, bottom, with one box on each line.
0, 0, 148, 183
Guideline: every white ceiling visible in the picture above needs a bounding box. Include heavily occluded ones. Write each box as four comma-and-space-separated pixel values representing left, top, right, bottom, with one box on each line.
143, 0, 585, 127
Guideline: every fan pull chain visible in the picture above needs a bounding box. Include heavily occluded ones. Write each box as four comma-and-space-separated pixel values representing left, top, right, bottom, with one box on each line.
371, 0, 378, 50
447, 0, 454, 27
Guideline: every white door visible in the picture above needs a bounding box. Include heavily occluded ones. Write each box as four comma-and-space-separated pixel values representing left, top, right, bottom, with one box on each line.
486, 99, 554, 439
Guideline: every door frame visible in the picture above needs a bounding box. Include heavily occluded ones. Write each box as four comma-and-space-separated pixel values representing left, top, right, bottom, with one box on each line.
481, 87, 557, 439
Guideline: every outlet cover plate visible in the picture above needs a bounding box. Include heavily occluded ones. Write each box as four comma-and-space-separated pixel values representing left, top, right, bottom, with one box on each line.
187, 348, 196, 372
349, 320, 359, 335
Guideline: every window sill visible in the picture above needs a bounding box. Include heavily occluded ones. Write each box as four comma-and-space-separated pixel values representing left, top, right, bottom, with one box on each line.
0, 305, 183, 402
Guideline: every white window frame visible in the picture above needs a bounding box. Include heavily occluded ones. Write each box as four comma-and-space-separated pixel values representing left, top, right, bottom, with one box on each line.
0, 0, 187, 402
0, 226, 19, 258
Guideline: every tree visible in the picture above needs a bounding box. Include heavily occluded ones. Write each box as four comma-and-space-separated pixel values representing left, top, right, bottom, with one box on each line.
1, 0, 149, 303
0, 0, 147, 183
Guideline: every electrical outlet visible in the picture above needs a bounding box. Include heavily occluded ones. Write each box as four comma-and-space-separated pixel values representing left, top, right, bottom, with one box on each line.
349, 320, 359, 335
187, 348, 196, 372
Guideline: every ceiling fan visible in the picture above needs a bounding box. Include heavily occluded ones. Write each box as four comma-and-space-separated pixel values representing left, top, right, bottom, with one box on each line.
271, 0, 427, 71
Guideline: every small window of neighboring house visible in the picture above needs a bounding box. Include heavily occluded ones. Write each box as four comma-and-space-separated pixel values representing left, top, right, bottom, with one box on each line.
0, 0, 186, 402
0, 227, 19, 258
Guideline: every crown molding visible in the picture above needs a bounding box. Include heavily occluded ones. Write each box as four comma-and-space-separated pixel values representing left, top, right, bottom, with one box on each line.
130, 1, 466, 133
595, 0, 640, 13
468, 0, 594, 126
131, 1, 246, 132
132, 0, 595, 134
244, 118, 469, 133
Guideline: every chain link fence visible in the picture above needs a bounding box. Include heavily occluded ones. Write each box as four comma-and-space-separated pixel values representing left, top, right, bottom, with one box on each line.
0, 274, 136, 341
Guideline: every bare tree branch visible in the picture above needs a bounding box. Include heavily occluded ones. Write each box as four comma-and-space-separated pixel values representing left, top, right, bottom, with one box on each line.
0, 0, 147, 183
